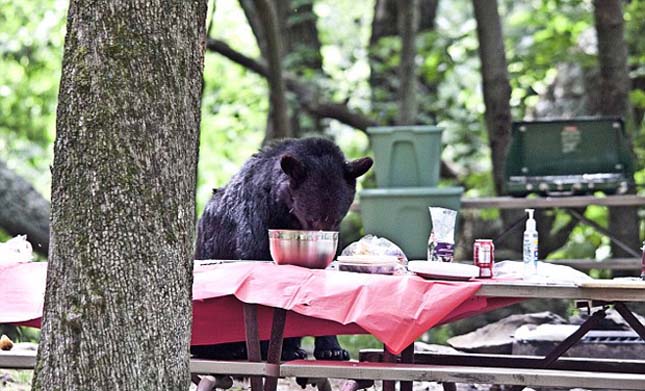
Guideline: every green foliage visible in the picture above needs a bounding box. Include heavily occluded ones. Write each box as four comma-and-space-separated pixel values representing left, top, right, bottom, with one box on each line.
547, 204, 610, 260
198, 51, 267, 213
502, 0, 592, 117
0, 0, 66, 196
337, 334, 383, 359
422, 324, 454, 345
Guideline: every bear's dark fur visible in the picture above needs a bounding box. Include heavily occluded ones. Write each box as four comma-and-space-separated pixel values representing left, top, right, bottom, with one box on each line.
192, 137, 373, 361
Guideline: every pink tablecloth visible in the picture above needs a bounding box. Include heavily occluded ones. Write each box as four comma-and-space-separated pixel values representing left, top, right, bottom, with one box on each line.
0, 261, 518, 354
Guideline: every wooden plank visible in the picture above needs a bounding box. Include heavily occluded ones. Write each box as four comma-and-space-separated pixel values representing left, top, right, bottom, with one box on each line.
548, 258, 640, 271
460, 195, 645, 210
279, 360, 645, 390
190, 359, 279, 377
400, 344, 414, 391
476, 281, 645, 302
578, 280, 645, 289
359, 349, 645, 374
382, 347, 396, 391
264, 308, 287, 391
0, 351, 36, 369
243, 303, 264, 391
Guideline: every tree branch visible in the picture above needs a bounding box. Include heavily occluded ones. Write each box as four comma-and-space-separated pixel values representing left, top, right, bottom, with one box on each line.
205, 38, 458, 179
206, 38, 377, 131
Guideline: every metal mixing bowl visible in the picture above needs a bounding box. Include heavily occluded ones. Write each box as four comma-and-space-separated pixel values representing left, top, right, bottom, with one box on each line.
268, 229, 339, 269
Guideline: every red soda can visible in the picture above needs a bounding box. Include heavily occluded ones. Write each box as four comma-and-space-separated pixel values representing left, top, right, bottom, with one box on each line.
474, 239, 495, 278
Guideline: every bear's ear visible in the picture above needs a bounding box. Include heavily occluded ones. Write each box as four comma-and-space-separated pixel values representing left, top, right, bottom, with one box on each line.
280, 155, 306, 183
345, 157, 373, 179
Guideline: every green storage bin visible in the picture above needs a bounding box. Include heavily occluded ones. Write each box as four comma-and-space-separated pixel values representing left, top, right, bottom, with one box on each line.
367, 125, 443, 188
359, 187, 463, 260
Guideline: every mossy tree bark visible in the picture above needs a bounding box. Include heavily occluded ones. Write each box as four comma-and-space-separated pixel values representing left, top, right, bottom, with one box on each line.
31, 1, 208, 390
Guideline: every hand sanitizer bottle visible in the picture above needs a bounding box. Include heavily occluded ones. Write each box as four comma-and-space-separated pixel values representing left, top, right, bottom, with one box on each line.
523, 208, 538, 278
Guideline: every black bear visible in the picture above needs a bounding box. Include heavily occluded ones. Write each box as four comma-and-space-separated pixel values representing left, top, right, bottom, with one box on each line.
192, 137, 373, 361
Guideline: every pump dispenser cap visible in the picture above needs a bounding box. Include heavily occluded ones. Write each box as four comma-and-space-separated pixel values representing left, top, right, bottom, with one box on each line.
525, 208, 536, 232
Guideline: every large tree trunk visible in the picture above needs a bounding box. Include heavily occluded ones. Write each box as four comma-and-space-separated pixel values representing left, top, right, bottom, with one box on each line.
31, 1, 207, 390
592, 0, 639, 259
0, 160, 50, 256
472, 0, 512, 196
397, 0, 419, 125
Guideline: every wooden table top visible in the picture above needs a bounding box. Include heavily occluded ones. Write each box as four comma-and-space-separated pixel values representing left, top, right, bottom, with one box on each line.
476, 279, 645, 302
461, 194, 645, 209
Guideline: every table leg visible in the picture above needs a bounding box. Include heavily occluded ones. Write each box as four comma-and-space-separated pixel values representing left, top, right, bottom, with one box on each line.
400, 343, 414, 391
243, 303, 264, 391
614, 302, 645, 340
264, 308, 287, 391
540, 306, 607, 368
382, 346, 396, 391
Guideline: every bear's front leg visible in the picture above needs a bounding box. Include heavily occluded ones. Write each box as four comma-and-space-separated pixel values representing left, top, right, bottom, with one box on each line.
278, 337, 308, 361
314, 335, 350, 360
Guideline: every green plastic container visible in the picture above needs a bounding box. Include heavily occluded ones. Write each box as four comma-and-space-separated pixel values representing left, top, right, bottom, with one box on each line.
359, 187, 463, 260
367, 125, 443, 188
504, 118, 634, 196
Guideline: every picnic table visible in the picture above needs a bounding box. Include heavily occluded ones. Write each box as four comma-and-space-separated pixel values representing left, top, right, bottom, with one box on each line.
2, 261, 645, 390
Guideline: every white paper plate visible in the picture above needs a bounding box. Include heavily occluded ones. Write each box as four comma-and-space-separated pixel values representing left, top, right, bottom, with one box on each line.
408, 261, 479, 281
337, 255, 400, 264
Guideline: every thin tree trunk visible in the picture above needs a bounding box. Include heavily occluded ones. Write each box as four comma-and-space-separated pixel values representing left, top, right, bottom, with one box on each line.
472, 0, 512, 196
593, 0, 639, 259
398, 0, 419, 125
240, 0, 268, 58
369, 0, 439, 125
32, 1, 207, 390
275, 0, 324, 136
275, 0, 323, 73
593, 0, 632, 119
371, 0, 438, 44
0, 160, 50, 256
241, 0, 322, 138
252, 0, 291, 142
